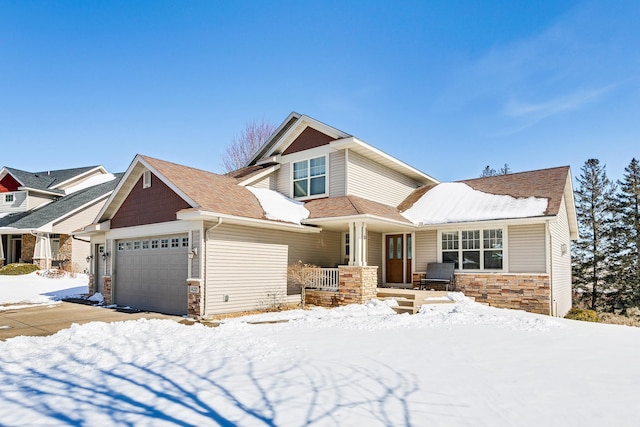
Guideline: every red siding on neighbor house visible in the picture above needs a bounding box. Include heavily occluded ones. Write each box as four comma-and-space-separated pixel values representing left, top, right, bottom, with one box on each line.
282, 127, 337, 155
0, 174, 21, 192
110, 173, 191, 228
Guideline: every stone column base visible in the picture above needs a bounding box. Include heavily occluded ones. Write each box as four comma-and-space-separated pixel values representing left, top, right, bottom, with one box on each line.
187, 279, 204, 318
103, 276, 112, 305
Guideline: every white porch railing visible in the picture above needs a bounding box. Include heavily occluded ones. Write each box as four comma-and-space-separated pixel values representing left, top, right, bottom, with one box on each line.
304, 268, 339, 290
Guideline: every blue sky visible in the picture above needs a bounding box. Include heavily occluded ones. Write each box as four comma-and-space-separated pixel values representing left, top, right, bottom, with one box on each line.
1, 0, 638, 183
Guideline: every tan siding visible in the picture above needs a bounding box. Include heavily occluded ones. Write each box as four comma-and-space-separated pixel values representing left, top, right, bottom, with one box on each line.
53, 200, 107, 268
27, 194, 52, 210
329, 150, 346, 197
346, 150, 420, 206
550, 196, 572, 317
250, 176, 272, 189
191, 229, 200, 279
367, 231, 382, 284
415, 230, 437, 270
204, 223, 341, 315
276, 162, 290, 197
508, 224, 546, 273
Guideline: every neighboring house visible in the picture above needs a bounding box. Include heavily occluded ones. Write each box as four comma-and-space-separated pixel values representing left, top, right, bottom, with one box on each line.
79, 112, 577, 318
0, 166, 120, 271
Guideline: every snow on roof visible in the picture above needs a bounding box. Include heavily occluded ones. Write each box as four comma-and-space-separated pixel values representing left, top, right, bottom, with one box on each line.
64, 173, 116, 195
401, 182, 548, 225
246, 187, 310, 225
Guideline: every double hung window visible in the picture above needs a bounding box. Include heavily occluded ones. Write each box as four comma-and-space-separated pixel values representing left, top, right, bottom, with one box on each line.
441, 229, 503, 270
293, 156, 326, 198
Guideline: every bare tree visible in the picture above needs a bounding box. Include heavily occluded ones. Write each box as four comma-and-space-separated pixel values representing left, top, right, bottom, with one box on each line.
480, 163, 511, 177
222, 119, 276, 172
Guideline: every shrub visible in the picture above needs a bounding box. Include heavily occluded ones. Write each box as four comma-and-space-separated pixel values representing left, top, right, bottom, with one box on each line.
565, 307, 600, 323
0, 263, 40, 275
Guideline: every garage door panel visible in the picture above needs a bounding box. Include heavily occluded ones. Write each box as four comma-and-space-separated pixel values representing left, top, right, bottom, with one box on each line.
115, 234, 188, 315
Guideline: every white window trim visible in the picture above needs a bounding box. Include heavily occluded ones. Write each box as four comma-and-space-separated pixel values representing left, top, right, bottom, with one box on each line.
143, 170, 152, 189
290, 154, 329, 201
437, 227, 508, 272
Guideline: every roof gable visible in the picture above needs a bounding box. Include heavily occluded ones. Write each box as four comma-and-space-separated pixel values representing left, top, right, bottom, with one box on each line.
248, 113, 351, 165
281, 127, 337, 156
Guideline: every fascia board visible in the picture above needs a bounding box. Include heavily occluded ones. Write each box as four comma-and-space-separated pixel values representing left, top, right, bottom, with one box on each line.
414, 215, 557, 230
303, 214, 416, 229
237, 164, 281, 186
177, 209, 322, 233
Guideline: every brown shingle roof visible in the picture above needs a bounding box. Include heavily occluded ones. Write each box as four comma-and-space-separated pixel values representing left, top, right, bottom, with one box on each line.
141, 155, 266, 220
305, 195, 412, 223
458, 166, 570, 216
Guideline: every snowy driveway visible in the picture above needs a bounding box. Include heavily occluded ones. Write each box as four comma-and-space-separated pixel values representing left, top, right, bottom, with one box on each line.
0, 301, 180, 340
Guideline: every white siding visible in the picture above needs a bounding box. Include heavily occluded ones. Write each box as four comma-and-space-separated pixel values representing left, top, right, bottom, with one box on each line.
204, 223, 341, 315
190, 229, 200, 279
57, 169, 105, 191
346, 150, 420, 207
329, 150, 346, 197
508, 224, 546, 273
367, 231, 382, 284
550, 196, 573, 317
1, 191, 28, 212
415, 230, 437, 270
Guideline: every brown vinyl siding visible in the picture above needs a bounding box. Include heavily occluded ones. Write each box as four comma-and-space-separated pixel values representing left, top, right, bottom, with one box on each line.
111, 173, 190, 228
508, 224, 546, 273
282, 127, 336, 155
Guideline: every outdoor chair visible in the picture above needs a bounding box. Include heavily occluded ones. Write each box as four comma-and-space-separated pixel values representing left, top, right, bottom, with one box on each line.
419, 262, 455, 291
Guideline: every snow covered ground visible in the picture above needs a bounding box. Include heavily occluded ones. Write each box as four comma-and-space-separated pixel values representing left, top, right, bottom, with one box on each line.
0, 271, 89, 310
1, 293, 639, 426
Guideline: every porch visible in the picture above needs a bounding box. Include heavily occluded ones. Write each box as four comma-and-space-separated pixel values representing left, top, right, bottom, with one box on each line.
298, 266, 455, 314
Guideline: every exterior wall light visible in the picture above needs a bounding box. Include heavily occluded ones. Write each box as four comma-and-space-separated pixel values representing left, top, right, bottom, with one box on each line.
101, 252, 110, 261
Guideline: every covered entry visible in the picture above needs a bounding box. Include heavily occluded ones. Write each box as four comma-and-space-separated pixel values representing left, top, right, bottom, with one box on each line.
385, 233, 412, 284
115, 234, 188, 315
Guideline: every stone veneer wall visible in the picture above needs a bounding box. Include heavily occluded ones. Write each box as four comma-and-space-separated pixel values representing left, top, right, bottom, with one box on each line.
455, 273, 551, 315
304, 266, 378, 308
58, 234, 72, 261
103, 276, 112, 305
21, 233, 35, 263
88, 274, 95, 295
187, 279, 204, 318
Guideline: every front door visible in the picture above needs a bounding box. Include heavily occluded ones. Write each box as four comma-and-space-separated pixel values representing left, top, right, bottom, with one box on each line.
386, 234, 404, 283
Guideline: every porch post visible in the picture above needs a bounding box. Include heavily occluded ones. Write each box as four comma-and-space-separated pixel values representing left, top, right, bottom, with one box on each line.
351, 221, 368, 267
348, 222, 355, 266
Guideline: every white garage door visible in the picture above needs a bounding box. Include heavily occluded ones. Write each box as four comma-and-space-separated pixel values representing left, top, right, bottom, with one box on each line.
115, 235, 188, 315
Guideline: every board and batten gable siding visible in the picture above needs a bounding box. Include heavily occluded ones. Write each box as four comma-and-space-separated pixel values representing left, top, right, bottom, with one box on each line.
204, 223, 341, 315
549, 196, 572, 317
110, 173, 191, 228
367, 231, 382, 284
414, 230, 438, 269
329, 150, 346, 197
508, 224, 547, 273
346, 150, 421, 207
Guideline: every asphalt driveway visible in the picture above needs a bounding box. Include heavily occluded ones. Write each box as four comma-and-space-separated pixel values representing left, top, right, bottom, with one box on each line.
0, 302, 182, 340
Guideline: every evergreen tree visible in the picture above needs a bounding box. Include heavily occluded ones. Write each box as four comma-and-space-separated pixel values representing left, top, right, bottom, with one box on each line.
610, 158, 640, 310
573, 159, 616, 310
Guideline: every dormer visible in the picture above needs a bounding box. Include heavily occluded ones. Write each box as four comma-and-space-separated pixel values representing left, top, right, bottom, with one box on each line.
243, 113, 438, 207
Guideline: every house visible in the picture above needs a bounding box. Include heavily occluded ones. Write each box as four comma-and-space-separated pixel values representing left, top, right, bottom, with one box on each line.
0, 165, 120, 271
79, 112, 577, 318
